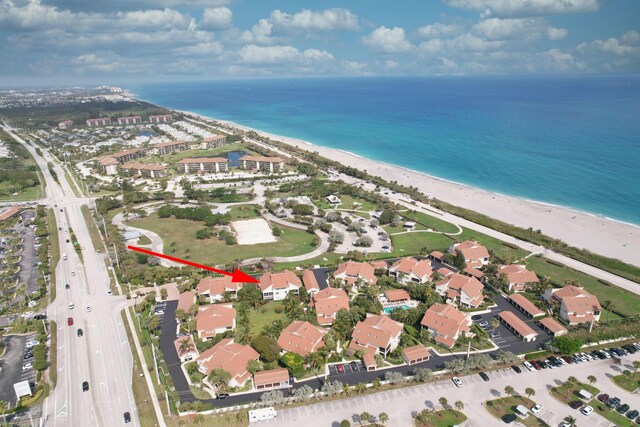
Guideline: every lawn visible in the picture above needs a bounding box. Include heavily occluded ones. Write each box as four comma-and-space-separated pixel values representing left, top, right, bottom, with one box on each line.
456, 229, 529, 260
398, 210, 460, 234
337, 195, 379, 212
137, 234, 152, 245
550, 381, 599, 405
612, 372, 640, 392
526, 256, 640, 318
143, 143, 255, 165
46, 208, 59, 303
590, 400, 636, 427
388, 231, 455, 256
226, 204, 261, 221
81, 204, 107, 252
129, 213, 317, 265
485, 396, 549, 427
241, 301, 291, 337
414, 409, 467, 427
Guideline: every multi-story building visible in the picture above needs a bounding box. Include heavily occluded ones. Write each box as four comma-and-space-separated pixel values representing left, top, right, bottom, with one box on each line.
388, 257, 433, 284
196, 276, 245, 303
196, 339, 258, 387
301, 269, 320, 296
277, 321, 327, 357
110, 148, 146, 164
311, 287, 350, 325
121, 162, 167, 178
420, 303, 471, 348
258, 270, 302, 301
239, 155, 285, 173
148, 114, 173, 123
543, 285, 602, 325
334, 260, 377, 286
117, 116, 142, 125
435, 273, 485, 308
349, 314, 403, 358
449, 240, 490, 268
58, 120, 73, 129
202, 134, 227, 148
178, 157, 229, 174
497, 264, 540, 292
86, 117, 112, 127
97, 156, 119, 175
195, 303, 236, 340
150, 140, 189, 155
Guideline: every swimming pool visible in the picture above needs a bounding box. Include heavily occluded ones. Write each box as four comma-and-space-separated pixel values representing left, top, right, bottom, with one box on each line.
384, 305, 409, 314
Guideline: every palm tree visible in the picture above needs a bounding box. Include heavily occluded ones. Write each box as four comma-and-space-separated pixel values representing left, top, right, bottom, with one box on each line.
565, 376, 577, 398
373, 378, 382, 390
360, 411, 371, 425
633, 361, 640, 379
439, 397, 448, 411
525, 387, 535, 399
378, 412, 389, 425
342, 383, 351, 396
504, 385, 515, 397
0, 400, 8, 426
178, 337, 193, 358
563, 415, 577, 427
454, 401, 464, 412
355, 382, 367, 394
587, 375, 597, 385
491, 318, 500, 336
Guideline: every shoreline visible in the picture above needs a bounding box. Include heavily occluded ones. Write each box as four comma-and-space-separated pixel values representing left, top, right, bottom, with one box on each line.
163, 107, 639, 267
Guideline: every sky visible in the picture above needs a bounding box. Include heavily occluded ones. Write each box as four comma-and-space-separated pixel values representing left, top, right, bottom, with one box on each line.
1, 0, 639, 86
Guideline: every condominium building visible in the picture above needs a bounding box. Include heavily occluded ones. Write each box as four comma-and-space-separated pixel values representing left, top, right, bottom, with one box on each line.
202, 134, 227, 148
150, 140, 189, 155
239, 155, 285, 173
117, 116, 142, 125
110, 148, 146, 164
86, 117, 112, 127
121, 162, 167, 178
148, 114, 173, 123
97, 156, 119, 175
178, 157, 229, 174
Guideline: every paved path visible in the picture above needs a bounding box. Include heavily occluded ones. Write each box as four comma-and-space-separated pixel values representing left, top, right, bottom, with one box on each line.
256, 355, 640, 427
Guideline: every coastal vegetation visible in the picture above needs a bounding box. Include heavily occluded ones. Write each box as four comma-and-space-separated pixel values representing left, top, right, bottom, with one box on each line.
0, 129, 42, 200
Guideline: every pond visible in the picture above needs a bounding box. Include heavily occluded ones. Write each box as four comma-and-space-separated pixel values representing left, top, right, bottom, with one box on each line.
223, 150, 247, 167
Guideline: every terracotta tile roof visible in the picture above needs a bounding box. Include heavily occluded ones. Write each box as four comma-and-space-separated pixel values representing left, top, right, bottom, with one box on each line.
277, 321, 327, 357
350, 314, 403, 352
371, 260, 389, 270
196, 276, 244, 297
302, 270, 320, 293
197, 338, 258, 384
498, 264, 539, 285
334, 261, 377, 285
0, 207, 20, 221
538, 317, 568, 334
509, 293, 545, 317
464, 266, 485, 279
253, 368, 289, 387
435, 267, 455, 278
174, 336, 197, 358
97, 156, 118, 166
122, 162, 167, 171
553, 285, 588, 299
177, 291, 195, 312
112, 148, 143, 158
363, 353, 376, 368
390, 257, 433, 279
154, 140, 188, 148
430, 251, 444, 259
203, 135, 227, 141
553, 286, 601, 319
402, 344, 430, 362
312, 288, 349, 323
259, 270, 302, 291
178, 157, 227, 164
384, 289, 411, 302
420, 303, 470, 348
195, 304, 236, 338
438, 273, 484, 305
454, 240, 490, 267
499, 311, 538, 339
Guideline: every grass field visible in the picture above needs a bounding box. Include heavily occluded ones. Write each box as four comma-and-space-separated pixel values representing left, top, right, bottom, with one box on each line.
0, 184, 40, 202
550, 381, 599, 405
242, 301, 291, 337
612, 372, 640, 392
81, 205, 107, 253
46, 208, 59, 303
130, 213, 317, 265
227, 204, 261, 221
388, 231, 455, 256
456, 229, 529, 260
415, 410, 467, 427
143, 142, 256, 165
398, 210, 460, 234
485, 396, 549, 427
526, 256, 640, 318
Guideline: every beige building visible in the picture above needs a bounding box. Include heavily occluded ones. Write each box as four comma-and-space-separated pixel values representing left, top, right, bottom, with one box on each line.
196, 339, 258, 387
239, 155, 285, 173
543, 285, 602, 325
121, 162, 167, 178
97, 156, 119, 175
149, 114, 172, 123
349, 314, 403, 358
435, 273, 485, 308
258, 270, 302, 301
195, 303, 236, 340
277, 321, 327, 357
420, 303, 471, 348
201, 134, 227, 148
179, 157, 229, 174
150, 140, 189, 155
117, 116, 142, 125
86, 117, 112, 127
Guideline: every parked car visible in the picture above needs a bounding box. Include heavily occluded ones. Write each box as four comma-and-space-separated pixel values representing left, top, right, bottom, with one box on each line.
569, 401, 583, 409
82, 381, 89, 392
86, 306, 92, 312
471, 315, 482, 321
597, 393, 609, 403
123, 412, 131, 423
67, 317, 74, 326
606, 397, 621, 409
65, 283, 70, 289
479, 372, 490, 382
523, 361, 535, 371
562, 356, 573, 364
336, 364, 344, 373
22, 363, 32, 371
350, 361, 359, 372
452, 377, 463, 387
511, 365, 522, 374
501, 414, 517, 424
617, 404, 630, 414
581, 406, 594, 416
77, 328, 83, 337
478, 320, 489, 328
627, 410, 639, 419
530, 360, 542, 370
216, 393, 229, 400
531, 404, 543, 414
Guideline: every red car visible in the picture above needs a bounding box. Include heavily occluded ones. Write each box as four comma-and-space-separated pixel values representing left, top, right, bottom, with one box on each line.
336, 364, 344, 373
598, 393, 610, 403
530, 360, 542, 370
67, 317, 74, 326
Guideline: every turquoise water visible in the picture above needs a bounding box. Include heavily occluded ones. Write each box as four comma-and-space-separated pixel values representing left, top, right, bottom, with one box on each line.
133, 76, 640, 225
384, 305, 409, 314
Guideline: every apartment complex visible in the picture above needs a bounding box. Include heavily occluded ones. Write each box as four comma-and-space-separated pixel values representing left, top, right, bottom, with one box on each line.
149, 114, 173, 123
420, 303, 471, 348
117, 116, 142, 125
258, 270, 302, 301
239, 155, 285, 173
150, 140, 189, 155
195, 303, 236, 340
86, 117, 112, 127
121, 162, 167, 178
179, 157, 229, 173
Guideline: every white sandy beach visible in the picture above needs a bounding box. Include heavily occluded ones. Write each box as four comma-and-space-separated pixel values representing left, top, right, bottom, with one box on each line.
186, 113, 640, 268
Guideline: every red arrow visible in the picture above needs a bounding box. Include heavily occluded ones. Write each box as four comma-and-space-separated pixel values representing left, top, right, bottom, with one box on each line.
127, 245, 259, 283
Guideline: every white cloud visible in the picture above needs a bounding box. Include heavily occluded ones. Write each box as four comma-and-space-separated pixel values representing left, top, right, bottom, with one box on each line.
473, 17, 567, 40
237, 44, 334, 64
362, 26, 413, 53
269, 8, 359, 32
240, 19, 274, 44
622, 30, 640, 45
444, 0, 599, 17
199, 7, 232, 30
546, 27, 568, 40
417, 22, 465, 38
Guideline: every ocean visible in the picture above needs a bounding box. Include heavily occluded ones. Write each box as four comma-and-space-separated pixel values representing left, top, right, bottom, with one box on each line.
132, 76, 640, 225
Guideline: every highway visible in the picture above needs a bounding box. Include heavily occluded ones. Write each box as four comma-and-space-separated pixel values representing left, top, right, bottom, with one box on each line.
1, 124, 140, 427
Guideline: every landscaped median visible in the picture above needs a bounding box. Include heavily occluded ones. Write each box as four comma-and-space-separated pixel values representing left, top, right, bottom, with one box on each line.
612, 368, 640, 393
549, 377, 599, 406
485, 394, 549, 427
413, 409, 467, 427
589, 400, 637, 427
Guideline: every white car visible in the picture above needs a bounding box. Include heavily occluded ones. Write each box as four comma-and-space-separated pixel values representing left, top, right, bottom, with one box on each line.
581, 406, 593, 416
26, 340, 39, 348
69, 302, 74, 309
523, 361, 535, 371
86, 306, 92, 312
105, 290, 113, 296
22, 362, 33, 371
71, 271, 76, 276
531, 404, 543, 414
452, 377, 463, 387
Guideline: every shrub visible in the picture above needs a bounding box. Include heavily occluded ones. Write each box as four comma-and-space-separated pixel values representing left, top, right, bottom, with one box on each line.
274, 304, 284, 314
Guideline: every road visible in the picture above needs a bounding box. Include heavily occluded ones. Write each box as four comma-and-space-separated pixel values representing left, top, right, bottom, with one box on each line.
257, 354, 640, 427
1, 124, 140, 427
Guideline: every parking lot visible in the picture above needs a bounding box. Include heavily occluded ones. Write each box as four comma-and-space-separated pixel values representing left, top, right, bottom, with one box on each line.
0, 334, 36, 406
328, 361, 364, 377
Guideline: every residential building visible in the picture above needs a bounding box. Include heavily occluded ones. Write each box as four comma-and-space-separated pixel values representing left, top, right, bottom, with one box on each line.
176, 291, 195, 315
498, 264, 539, 292
150, 140, 189, 155
301, 270, 320, 296
334, 260, 377, 286
110, 148, 145, 164
239, 155, 285, 173
121, 162, 167, 179
195, 303, 236, 340
254, 368, 290, 390
508, 293, 545, 318
178, 157, 229, 174
402, 344, 431, 365
148, 114, 172, 123
537, 317, 568, 337
371, 260, 389, 272
463, 266, 485, 281
543, 285, 602, 325
258, 270, 302, 301
388, 257, 432, 284
202, 134, 227, 148
311, 287, 350, 325
383, 289, 411, 305
196, 276, 245, 303
498, 311, 538, 342
420, 303, 471, 348
97, 156, 118, 175
0, 207, 20, 222
86, 117, 112, 127
435, 273, 485, 308
349, 314, 403, 358
449, 240, 490, 268
117, 116, 142, 125
174, 336, 197, 363
58, 120, 73, 129
277, 321, 327, 357
196, 338, 259, 387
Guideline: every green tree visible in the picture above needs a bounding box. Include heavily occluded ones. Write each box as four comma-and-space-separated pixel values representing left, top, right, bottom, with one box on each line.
525, 387, 535, 399
378, 412, 389, 425
491, 318, 500, 336
359, 411, 371, 424
587, 375, 597, 385
504, 385, 515, 397
633, 361, 640, 378
251, 335, 280, 363
454, 401, 464, 411
439, 397, 448, 410
0, 400, 8, 426
552, 336, 583, 355
237, 285, 263, 309
208, 368, 232, 389
340, 421, 351, 427
563, 416, 577, 427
